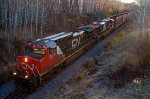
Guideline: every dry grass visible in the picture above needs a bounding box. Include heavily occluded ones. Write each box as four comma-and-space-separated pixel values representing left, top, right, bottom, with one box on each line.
105, 23, 150, 88
73, 60, 96, 89
83, 59, 95, 71
74, 74, 85, 82
128, 33, 150, 68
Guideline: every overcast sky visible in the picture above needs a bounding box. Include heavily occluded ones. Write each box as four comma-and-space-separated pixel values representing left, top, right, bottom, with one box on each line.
121, 0, 135, 3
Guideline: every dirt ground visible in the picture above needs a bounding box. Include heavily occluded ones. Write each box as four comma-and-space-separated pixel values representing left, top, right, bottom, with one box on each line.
43, 21, 150, 99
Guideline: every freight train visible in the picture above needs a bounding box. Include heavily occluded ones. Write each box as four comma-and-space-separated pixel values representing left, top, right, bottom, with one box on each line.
13, 12, 131, 89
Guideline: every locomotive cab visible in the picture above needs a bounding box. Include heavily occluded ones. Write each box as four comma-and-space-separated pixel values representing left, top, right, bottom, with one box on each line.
13, 43, 46, 88
14, 40, 65, 88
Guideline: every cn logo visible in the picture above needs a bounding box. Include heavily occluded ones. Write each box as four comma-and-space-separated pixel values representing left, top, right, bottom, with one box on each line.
72, 37, 80, 48
21, 62, 34, 71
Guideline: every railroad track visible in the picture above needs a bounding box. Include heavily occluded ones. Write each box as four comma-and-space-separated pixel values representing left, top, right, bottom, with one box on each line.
4, 89, 28, 99
87, 67, 98, 75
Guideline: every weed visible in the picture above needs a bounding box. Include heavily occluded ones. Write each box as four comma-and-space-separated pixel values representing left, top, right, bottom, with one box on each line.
141, 95, 149, 99
84, 60, 95, 70
113, 80, 125, 89
74, 74, 84, 82
70, 93, 84, 99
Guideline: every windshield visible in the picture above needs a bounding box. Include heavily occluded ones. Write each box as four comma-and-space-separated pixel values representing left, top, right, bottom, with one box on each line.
22, 46, 46, 60
34, 48, 46, 55
25, 46, 46, 55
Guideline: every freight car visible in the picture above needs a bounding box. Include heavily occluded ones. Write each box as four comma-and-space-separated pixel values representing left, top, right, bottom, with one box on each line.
13, 12, 131, 89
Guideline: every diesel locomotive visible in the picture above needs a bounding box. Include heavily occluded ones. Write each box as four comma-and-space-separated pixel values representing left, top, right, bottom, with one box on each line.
13, 12, 131, 89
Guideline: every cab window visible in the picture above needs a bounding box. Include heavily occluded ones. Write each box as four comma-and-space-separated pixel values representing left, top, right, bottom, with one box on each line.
25, 46, 33, 52
49, 48, 55, 54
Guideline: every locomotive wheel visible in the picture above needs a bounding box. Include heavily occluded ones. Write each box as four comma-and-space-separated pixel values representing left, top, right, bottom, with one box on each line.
29, 75, 41, 89
101, 35, 105, 39
29, 86, 36, 93
36, 75, 41, 87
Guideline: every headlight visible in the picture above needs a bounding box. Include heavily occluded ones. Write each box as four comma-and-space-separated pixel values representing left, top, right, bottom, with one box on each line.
13, 72, 17, 76
25, 57, 28, 62
25, 75, 28, 79
25, 71, 29, 79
